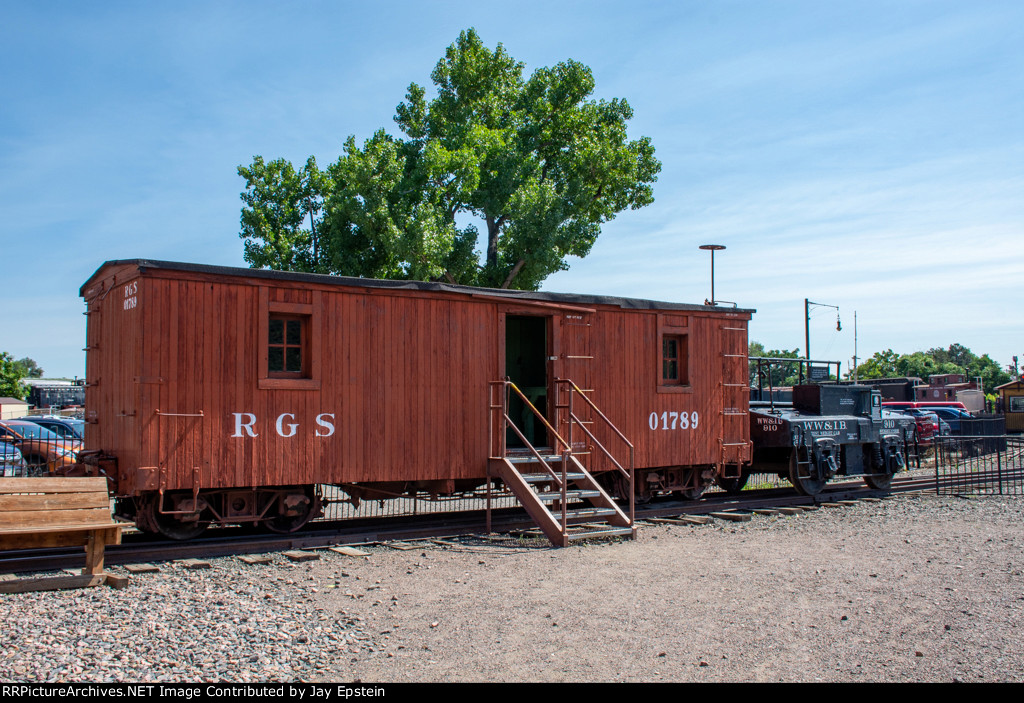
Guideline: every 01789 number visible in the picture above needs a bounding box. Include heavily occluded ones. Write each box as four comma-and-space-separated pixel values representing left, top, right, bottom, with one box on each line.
648, 411, 699, 431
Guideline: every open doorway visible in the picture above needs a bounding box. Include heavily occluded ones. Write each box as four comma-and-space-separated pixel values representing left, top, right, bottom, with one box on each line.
505, 315, 549, 448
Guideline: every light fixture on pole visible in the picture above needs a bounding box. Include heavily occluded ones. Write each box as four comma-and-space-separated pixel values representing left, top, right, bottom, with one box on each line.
804, 298, 841, 360
699, 244, 725, 305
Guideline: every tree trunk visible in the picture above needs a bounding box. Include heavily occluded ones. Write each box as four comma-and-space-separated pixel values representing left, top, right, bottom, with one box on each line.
486, 216, 500, 270
501, 259, 525, 289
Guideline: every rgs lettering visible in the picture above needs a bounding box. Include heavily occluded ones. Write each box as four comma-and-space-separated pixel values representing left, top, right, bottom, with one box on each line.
231, 412, 336, 438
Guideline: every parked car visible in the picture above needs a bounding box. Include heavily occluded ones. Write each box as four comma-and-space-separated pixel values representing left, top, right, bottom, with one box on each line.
899, 408, 939, 444
918, 406, 974, 434
18, 416, 85, 440
0, 420, 81, 475
0, 441, 27, 477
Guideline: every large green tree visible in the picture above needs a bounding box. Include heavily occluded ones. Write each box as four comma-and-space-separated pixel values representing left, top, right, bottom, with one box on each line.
239, 28, 660, 290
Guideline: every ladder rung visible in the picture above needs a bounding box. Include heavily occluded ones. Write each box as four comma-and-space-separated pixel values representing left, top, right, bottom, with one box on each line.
722, 411, 748, 416
723, 354, 747, 358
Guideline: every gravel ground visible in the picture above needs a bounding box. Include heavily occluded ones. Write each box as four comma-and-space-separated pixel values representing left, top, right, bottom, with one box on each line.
2, 493, 1022, 683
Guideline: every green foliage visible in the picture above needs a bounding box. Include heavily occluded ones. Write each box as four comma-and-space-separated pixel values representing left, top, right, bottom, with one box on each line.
13, 357, 43, 379
238, 156, 331, 273
851, 343, 1011, 394
748, 342, 803, 387
853, 349, 901, 379
239, 28, 660, 290
0, 352, 27, 400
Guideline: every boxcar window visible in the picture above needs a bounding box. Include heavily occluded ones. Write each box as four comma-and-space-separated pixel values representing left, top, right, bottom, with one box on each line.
258, 289, 320, 390
268, 316, 305, 375
662, 334, 689, 385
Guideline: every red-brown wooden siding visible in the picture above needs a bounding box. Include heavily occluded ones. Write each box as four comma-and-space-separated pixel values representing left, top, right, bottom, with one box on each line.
82, 263, 751, 497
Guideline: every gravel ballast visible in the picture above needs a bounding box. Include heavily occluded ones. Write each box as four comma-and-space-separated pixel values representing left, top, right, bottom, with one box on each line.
1, 494, 1022, 683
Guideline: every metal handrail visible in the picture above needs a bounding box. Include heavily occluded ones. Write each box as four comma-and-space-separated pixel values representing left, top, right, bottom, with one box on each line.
488, 377, 636, 536
555, 378, 635, 527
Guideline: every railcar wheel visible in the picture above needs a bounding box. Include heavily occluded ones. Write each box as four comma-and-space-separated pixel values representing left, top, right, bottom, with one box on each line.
263, 487, 321, 534
22, 455, 47, 477
139, 494, 208, 540
716, 472, 749, 495
674, 486, 706, 500
788, 450, 826, 496
864, 473, 893, 490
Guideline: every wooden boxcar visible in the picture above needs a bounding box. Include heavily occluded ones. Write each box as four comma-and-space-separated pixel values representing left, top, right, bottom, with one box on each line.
80, 260, 753, 542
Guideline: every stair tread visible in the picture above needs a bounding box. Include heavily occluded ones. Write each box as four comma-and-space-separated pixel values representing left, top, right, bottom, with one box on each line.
563, 507, 618, 518
506, 454, 565, 464
518, 472, 587, 482
566, 527, 635, 541
536, 490, 602, 501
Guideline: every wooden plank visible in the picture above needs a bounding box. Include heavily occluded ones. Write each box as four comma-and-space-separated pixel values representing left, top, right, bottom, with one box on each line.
0, 492, 110, 512
752, 508, 781, 515
284, 550, 319, 562
710, 511, 753, 522
0, 508, 114, 529
105, 574, 130, 589
329, 546, 370, 557
386, 541, 420, 551
176, 558, 211, 570
0, 478, 109, 494
777, 507, 804, 515
0, 574, 109, 594
238, 554, 272, 565
124, 563, 160, 574
0, 526, 121, 551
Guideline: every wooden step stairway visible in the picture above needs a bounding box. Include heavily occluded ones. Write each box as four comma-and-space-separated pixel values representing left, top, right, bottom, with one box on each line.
493, 453, 634, 547
488, 380, 636, 548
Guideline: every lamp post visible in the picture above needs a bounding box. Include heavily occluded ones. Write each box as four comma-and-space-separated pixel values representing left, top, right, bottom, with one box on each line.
804, 299, 841, 360
699, 244, 725, 305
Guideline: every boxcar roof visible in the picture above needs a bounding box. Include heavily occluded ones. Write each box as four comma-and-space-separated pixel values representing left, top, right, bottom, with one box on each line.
82, 259, 755, 314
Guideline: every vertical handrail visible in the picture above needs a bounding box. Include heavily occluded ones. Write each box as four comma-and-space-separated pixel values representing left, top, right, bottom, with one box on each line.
490, 379, 571, 536
555, 378, 635, 528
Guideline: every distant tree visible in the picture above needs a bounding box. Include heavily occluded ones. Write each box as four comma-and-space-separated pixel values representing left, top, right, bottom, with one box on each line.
749, 342, 803, 387
13, 357, 43, 379
972, 353, 1010, 395
0, 352, 27, 400
239, 28, 661, 290
855, 349, 901, 379
852, 344, 1010, 395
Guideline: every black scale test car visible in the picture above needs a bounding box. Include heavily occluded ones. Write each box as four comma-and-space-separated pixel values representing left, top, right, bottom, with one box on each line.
737, 384, 917, 495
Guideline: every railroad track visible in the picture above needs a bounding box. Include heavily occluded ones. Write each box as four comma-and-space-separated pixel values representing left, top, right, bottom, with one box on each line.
0, 475, 950, 577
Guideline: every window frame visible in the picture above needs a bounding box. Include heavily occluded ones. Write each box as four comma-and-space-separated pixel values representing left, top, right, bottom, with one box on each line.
258, 288, 321, 391
657, 314, 692, 394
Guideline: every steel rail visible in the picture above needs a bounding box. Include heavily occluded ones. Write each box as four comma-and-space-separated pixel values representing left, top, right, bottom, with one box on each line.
0, 472, 959, 576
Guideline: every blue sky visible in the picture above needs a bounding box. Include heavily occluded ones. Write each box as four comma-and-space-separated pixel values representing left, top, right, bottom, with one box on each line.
1, 1, 1021, 378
